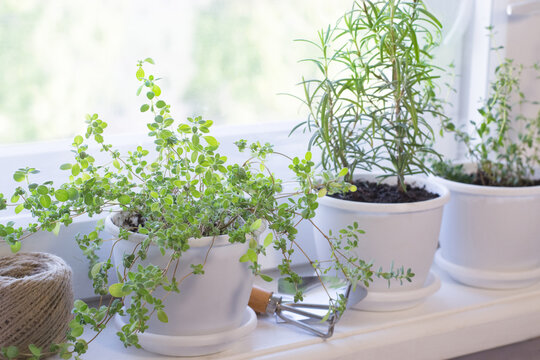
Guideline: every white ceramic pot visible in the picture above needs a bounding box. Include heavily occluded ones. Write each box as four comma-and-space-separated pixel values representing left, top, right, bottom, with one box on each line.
104, 213, 257, 355
314, 174, 449, 296
434, 173, 540, 289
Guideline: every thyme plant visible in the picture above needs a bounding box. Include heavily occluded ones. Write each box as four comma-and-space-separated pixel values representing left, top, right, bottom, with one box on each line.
434, 48, 540, 186
292, 0, 445, 192
0, 59, 411, 359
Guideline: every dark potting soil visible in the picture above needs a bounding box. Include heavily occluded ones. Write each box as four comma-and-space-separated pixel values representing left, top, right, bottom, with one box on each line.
113, 212, 146, 232
469, 172, 540, 187
331, 179, 438, 204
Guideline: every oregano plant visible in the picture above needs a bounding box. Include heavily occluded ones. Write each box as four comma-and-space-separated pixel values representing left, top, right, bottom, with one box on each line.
0, 59, 411, 359
434, 44, 540, 186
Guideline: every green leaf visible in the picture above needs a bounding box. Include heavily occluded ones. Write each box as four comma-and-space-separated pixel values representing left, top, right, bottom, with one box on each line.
91, 262, 103, 278
136, 67, 145, 80
203, 136, 218, 147
156, 100, 166, 108
5, 346, 18, 359
118, 194, 131, 205
140, 104, 150, 112
152, 85, 162, 97
28, 344, 41, 357
250, 219, 262, 232
74, 135, 84, 146
71, 163, 81, 176
239, 253, 250, 263
305, 151, 312, 161
318, 188, 327, 198
36, 185, 48, 195
60, 163, 72, 170
113, 159, 121, 170
39, 195, 51, 208
67, 188, 79, 200
14, 204, 24, 214
246, 248, 258, 262
52, 222, 61, 236
10, 241, 21, 253
10, 194, 19, 203
157, 310, 168, 323
260, 274, 273, 282
70, 324, 84, 337
144, 57, 155, 64
263, 232, 273, 248
109, 283, 127, 297
54, 189, 69, 202
338, 168, 348, 177
13, 172, 25, 182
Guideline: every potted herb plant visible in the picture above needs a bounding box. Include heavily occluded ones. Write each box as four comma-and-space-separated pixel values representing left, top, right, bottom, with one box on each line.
293, 0, 450, 310
0, 59, 409, 359
433, 49, 540, 289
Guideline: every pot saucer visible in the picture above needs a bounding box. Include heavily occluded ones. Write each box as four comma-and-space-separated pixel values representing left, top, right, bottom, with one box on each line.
114, 307, 257, 357
351, 271, 441, 312
435, 249, 540, 290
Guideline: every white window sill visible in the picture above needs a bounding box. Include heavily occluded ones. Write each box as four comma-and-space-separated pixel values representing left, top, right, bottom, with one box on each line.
67, 266, 540, 360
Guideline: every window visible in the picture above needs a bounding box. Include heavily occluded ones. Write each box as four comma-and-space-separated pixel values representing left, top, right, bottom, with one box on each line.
0, 0, 353, 144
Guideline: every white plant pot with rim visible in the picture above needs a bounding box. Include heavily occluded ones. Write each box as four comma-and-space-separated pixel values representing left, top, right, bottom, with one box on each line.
104, 212, 258, 356
313, 174, 449, 311
433, 166, 540, 289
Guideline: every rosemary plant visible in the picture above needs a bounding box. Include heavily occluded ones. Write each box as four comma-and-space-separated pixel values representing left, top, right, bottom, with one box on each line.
292, 0, 445, 192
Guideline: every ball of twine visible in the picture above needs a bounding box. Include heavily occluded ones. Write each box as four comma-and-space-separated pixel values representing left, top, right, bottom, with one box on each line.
0, 252, 73, 355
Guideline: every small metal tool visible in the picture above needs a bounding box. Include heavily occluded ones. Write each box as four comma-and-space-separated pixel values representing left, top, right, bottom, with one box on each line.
248, 281, 367, 338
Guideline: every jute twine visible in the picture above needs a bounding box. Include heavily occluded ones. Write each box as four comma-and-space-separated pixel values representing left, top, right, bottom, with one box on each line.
0, 253, 73, 356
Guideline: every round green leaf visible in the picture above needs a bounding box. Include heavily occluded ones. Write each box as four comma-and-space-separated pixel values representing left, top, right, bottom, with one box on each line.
39, 195, 51, 208
36, 185, 48, 195
74, 135, 84, 146
140, 104, 150, 112
118, 194, 131, 205
13, 172, 25, 182
10, 241, 21, 253
71, 163, 81, 176
60, 163, 72, 170
70, 324, 84, 337
156, 100, 166, 108
5, 345, 18, 359
67, 188, 79, 200
109, 283, 125, 298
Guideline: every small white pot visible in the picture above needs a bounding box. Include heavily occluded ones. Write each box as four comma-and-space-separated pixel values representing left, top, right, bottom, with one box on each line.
434, 172, 540, 289
104, 213, 256, 354
314, 174, 449, 294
